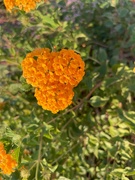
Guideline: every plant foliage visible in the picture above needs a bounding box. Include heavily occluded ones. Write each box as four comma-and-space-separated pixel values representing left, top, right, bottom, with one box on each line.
1, 0, 135, 179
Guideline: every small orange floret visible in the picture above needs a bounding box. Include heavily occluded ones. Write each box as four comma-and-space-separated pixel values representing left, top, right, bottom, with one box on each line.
0, 142, 17, 175
21, 48, 85, 113
4, 0, 42, 12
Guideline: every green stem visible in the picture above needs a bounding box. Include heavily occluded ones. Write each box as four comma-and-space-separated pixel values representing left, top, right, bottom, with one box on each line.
35, 127, 43, 180
48, 81, 102, 124
51, 142, 78, 165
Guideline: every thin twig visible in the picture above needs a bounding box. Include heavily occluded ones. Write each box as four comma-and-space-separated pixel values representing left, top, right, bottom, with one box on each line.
51, 142, 79, 165
48, 106, 76, 124
35, 126, 43, 180
49, 117, 74, 145
81, 41, 108, 48
48, 81, 102, 124
72, 80, 102, 111
85, 81, 102, 99
86, 57, 101, 65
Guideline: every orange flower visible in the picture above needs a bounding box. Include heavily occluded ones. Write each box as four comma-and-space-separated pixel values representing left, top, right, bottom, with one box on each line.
0, 143, 17, 175
35, 83, 74, 113
4, 0, 42, 12
21, 48, 85, 113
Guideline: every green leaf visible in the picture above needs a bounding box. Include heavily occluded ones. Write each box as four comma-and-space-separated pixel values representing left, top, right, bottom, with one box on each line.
122, 175, 129, 180
104, 20, 114, 28
43, 122, 53, 130
12, 135, 21, 145
9, 83, 21, 95
43, 122, 53, 139
109, 126, 119, 137
43, 17, 59, 28
83, 71, 93, 90
118, 109, 135, 131
118, 7, 129, 18
127, 170, 135, 176
90, 96, 108, 107
44, 133, 53, 140
110, 0, 119, 7
5, 127, 16, 137
11, 147, 20, 163
20, 75, 32, 91
58, 177, 71, 180
48, 164, 58, 173
20, 76, 26, 83
98, 61, 108, 78
20, 83, 32, 92
127, 81, 135, 93
111, 168, 126, 177
98, 48, 108, 62
104, 77, 121, 87
4, 127, 21, 145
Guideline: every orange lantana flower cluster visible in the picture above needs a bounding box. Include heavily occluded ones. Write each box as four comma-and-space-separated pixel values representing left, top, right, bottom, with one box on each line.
21, 48, 85, 113
0, 142, 17, 175
4, 0, 41, 12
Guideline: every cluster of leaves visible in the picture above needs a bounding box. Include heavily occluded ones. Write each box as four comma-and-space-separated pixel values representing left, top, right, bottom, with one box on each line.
1, 0, 135, 179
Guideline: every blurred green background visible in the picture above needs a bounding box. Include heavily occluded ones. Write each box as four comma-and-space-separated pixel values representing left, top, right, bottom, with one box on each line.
1, 0, 135, 179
